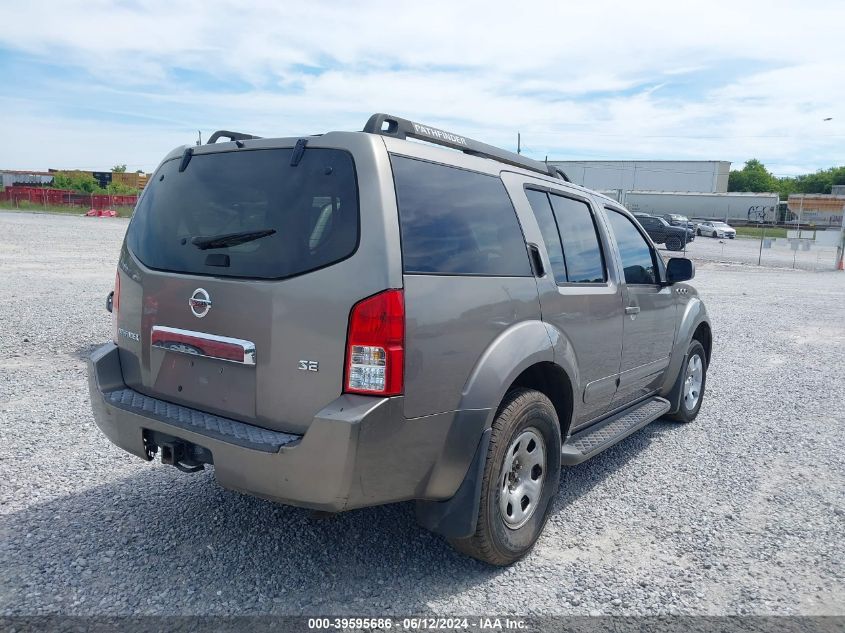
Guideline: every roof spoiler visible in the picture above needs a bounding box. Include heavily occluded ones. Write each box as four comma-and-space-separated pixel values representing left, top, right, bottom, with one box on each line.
363, 113, 569, 182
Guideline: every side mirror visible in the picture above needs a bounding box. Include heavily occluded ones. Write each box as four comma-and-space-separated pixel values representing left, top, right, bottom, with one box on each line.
666, 258, 695, 284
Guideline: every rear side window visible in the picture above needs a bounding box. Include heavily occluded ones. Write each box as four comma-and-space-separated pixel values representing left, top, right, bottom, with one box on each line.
549, 194, 606, 283
391, 156, 530, 276
127, 148, 359, 279
606, 209, 658, 285
524, 189, 567, 283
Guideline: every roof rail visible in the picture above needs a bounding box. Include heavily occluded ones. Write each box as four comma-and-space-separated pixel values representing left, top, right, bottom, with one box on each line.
207, 130, 261, 144
363, 113, 569, 181
546, 165, 570, 181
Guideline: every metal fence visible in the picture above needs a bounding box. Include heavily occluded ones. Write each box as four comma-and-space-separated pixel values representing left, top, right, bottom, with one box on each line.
660, 235, 842, 272
0, 186, 138, 209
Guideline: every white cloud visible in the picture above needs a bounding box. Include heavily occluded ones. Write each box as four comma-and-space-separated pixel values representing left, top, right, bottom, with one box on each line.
0, 0, 842, 174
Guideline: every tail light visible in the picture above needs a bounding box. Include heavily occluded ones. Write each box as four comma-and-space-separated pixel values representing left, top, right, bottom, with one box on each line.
344, 289, 404, 396
112, 270, 121, 343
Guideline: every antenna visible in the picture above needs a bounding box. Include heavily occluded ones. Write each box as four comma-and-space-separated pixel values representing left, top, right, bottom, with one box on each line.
196, 130, 202, 146
517, 132, 521, 155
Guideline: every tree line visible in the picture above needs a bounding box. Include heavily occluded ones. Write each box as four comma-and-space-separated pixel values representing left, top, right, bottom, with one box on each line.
50, 164, 143, 195
729, 159, 845, 199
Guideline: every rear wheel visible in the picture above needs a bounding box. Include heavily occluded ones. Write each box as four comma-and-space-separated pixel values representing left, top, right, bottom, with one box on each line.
668, 340, 707, 422
448, 389, 561, 566
666, 235, 683, 251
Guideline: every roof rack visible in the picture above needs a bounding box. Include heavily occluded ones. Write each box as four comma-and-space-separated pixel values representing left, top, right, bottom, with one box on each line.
363, 113, 569, 181
207, 130, 261, 144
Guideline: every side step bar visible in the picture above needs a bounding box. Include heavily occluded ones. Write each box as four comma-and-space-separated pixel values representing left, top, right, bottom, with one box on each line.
561, 396, 670, 465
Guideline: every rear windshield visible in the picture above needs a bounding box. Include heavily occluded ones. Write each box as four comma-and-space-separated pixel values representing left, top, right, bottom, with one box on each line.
127, 148, 359, 279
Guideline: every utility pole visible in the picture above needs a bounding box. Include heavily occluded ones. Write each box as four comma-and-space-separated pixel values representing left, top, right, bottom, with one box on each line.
797, 194, 804, 237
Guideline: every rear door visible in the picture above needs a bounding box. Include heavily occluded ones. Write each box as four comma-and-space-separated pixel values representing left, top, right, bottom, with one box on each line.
505, 175, 625, 427
114, 135, 400, 434
603, 207, 677, 410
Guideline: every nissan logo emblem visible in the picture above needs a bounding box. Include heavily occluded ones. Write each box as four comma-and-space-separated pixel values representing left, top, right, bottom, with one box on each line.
189, 288, 212, 318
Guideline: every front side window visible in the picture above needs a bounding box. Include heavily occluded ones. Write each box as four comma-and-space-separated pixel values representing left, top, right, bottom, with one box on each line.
549, 194, 606, 283
391, 156, 530, 276
606, 209, 658, 285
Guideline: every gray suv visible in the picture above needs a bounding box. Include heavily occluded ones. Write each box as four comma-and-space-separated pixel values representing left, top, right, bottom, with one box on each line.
89, 114, 712, 565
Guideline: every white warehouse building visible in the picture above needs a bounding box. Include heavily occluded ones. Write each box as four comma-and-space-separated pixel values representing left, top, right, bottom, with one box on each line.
549, 160, 731, 194
547, 160, 780, 223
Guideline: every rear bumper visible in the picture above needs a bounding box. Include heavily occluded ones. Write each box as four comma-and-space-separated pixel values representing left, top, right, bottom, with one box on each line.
88, 343, 487, 512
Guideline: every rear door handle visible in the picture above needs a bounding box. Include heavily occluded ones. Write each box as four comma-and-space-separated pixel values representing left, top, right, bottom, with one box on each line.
625, 306, 641, 315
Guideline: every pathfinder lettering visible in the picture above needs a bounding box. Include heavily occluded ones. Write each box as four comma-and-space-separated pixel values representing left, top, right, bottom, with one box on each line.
118, 328, 140, 342
413, 123, 468, 146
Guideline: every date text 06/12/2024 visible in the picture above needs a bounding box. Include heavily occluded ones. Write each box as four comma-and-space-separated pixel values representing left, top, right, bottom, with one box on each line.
307, 617, 527, 630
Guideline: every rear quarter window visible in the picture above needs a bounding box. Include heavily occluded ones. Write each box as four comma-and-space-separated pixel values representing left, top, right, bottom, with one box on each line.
391, 155, 530, 276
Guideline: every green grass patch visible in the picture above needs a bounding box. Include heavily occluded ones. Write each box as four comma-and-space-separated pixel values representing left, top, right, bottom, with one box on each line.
734, 225, 787, 239
0, 201, 133, 218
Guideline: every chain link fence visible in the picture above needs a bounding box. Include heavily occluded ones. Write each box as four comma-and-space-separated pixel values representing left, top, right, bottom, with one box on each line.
659, 233, 842, 272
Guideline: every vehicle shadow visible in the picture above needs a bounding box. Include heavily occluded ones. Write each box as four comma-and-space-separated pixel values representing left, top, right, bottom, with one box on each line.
1, 419, 683, 615
553, 417, 685, 513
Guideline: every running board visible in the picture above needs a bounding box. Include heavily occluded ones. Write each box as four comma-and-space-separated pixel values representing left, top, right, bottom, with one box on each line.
561, 396, 670, 465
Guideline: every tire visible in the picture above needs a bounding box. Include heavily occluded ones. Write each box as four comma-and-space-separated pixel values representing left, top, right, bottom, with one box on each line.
667, 340, 707, 423
711, 230, 718, 238
448, 388, 561, 566
696, 229, 702, 236
666, 235, 683, 251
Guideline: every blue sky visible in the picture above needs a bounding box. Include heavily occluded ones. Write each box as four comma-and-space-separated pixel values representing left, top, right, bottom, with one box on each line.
0, 0, 842, 175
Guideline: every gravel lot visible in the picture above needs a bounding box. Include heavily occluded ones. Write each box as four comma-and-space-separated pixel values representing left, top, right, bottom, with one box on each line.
1, 211, 844, 616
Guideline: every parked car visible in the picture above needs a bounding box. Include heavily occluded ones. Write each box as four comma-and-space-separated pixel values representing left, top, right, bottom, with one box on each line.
697, 220, 736, 239
88, 113, 712, 566
662, 213, 692, 228
632, 213, 695, 250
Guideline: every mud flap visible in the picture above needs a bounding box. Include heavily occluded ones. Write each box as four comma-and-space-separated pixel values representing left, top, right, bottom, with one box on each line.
665, 349, 690, 414
415, 427, 491, 539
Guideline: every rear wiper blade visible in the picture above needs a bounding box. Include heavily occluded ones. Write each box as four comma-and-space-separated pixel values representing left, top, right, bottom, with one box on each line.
190, 228, 276, 250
